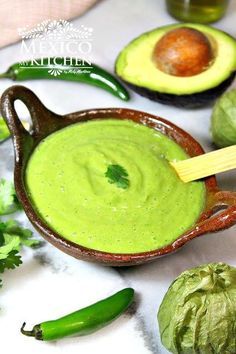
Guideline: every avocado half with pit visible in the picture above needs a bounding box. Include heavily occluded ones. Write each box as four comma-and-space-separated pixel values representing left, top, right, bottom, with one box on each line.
115, 23, 236, 108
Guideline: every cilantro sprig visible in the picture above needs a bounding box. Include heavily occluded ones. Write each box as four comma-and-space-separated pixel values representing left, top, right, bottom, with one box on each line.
0, 219, 40, 288
0, 178, 39, 293
0, 179, 21, 215
105, 164, 129, 189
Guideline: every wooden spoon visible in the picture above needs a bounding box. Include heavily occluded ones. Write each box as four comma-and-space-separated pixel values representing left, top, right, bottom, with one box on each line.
171, 145, 236, 183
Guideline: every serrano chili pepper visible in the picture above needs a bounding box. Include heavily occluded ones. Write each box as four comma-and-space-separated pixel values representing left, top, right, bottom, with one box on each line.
0, 58, 130, 101
21, 288, 134, 341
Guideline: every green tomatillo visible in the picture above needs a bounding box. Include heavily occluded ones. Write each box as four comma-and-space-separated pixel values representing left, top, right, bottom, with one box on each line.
158, 263, 236, 354
211, 89, 236, 148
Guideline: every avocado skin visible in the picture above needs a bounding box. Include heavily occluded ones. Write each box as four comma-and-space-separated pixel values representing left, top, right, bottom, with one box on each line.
120, 72, 236, 108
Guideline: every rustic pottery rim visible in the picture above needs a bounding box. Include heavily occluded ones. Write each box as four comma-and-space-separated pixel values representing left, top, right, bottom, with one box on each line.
1, 85, 236, 266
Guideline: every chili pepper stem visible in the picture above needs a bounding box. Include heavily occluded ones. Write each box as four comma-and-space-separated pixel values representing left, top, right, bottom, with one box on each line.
21, 322, 35, 337
0, 73, 9, 79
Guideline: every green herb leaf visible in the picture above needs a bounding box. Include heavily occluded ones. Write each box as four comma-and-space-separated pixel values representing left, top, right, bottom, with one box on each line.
0, 251, 22, 273
105, 164, 129, 189
0, 219, 39, 288
0, 235, 21, 259
0, 179, 21, 215
0, 220, 40, 248
0, 117, 10, 143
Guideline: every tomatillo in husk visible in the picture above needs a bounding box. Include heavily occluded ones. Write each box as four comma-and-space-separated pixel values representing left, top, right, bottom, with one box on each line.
211, 89, 236, 148
158, 263, 236, 353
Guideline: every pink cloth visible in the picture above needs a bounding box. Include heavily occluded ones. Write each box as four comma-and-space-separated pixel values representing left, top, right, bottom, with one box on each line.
0, 0, 98, 48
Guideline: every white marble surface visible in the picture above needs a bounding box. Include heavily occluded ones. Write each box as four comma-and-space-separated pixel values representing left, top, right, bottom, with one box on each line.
0, 1, 236, 353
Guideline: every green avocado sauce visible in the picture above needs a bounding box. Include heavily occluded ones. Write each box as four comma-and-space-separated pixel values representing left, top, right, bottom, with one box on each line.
25, 119, 205, 254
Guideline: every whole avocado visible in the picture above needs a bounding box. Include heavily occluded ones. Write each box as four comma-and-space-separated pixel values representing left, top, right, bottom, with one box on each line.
211, 88, 236, 147
158, 263, 236, 354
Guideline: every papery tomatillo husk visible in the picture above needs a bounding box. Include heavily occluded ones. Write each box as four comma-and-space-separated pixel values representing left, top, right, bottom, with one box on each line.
158, 263, 236, 354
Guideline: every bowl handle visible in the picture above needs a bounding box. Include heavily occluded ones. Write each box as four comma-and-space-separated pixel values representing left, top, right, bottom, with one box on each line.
0, 85, 65, 143
197, 190, 236, 234
174, 189, 236, 249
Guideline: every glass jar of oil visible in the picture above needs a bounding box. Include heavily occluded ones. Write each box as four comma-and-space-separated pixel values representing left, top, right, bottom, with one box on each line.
166, 0, 229, 23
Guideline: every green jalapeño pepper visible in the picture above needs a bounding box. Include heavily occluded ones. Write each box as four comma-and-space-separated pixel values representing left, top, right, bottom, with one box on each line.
21, 288, 134, 341
0, 58, 130, 101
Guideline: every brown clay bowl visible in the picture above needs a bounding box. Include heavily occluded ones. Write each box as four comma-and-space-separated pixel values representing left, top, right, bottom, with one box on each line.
1, 85, 236, 266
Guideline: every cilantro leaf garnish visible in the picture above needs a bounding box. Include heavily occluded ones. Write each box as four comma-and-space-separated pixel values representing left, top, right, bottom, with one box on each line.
105, 164, 129, 189
0, 179, 21, 215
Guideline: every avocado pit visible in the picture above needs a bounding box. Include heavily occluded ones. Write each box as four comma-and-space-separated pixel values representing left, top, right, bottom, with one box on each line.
152, 27, 214, 77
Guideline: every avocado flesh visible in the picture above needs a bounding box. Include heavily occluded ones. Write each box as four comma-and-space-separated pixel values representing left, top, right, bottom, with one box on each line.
115, 23, 236, 106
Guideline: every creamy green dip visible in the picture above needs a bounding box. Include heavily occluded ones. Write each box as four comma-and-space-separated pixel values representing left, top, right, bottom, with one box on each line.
25, 119, 205, 254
